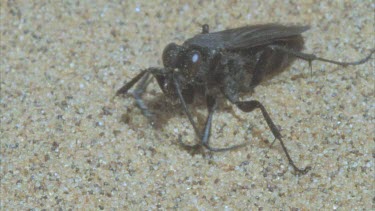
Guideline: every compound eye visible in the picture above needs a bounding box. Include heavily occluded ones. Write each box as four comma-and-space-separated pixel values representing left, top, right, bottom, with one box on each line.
162, 43, 185, 69
184, 50, 201, 79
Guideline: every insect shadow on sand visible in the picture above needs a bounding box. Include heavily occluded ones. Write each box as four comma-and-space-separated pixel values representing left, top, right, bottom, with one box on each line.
115, 23, 374, 175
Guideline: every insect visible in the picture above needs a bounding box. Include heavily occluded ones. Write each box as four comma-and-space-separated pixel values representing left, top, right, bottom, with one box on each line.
115, 23, 374, 174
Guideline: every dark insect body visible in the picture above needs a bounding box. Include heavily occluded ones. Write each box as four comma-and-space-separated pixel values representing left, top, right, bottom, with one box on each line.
116, 23, 374, 174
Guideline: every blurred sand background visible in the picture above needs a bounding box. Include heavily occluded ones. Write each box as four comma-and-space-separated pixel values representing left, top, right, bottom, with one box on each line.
1, 0, 374, 210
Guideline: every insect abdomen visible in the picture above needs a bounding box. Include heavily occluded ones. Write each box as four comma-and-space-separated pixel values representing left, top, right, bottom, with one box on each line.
245, 35, 305, 89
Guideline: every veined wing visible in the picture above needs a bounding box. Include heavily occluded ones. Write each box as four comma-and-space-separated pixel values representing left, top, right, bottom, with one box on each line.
184, 24, 309, 50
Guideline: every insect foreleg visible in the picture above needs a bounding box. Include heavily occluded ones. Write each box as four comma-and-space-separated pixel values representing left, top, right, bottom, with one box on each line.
132, 72, 155, 120
115, 70, 148, 96
115, 67, 164, 123
173, 73, 202, 139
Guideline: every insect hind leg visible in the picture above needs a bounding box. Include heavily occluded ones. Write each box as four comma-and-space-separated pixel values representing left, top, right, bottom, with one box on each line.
272, 46, 374, 68
236, 100, 311, 174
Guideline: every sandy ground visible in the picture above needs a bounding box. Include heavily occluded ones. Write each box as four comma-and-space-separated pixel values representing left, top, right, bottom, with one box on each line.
1, 1, 374, 210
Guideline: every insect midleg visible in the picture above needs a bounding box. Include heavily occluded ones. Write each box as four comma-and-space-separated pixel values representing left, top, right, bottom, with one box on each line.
201, 95, 217, 147
201, 95, 248, 152
236, 100, 311, 174
272, 46, 374, 67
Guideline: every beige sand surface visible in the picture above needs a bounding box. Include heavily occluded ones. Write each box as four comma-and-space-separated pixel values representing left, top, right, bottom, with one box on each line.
1, 1, 374, 210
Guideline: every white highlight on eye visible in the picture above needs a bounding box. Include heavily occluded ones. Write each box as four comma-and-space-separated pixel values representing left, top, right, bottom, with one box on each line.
192, 53, 199, 63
